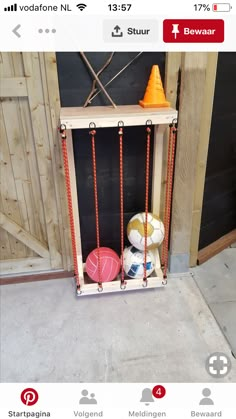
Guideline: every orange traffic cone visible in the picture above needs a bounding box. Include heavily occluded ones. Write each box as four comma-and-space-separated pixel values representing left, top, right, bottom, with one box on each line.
139, 65, 170, 108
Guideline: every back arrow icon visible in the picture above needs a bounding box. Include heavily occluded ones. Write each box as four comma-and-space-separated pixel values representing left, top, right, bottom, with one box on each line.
12, 24, 21, 38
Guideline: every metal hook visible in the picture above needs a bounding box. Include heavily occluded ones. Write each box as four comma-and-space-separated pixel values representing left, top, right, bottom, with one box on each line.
142, 280, 148, 288
162, 278, 167, 286
59, 123, 67, 133
120, 281, 127, 290
76, 286, 82, 296
172, 118, 178, 129
98, 285, 103, 293
146, 119, 152, 126
118, 120, 124, 127
89, 122, 96, 129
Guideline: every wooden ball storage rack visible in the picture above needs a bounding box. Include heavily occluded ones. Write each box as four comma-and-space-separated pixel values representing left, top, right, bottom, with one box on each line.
60, 105, 178, 296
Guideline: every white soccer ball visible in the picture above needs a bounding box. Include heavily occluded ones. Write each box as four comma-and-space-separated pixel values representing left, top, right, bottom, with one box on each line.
127, 212, 165, 251
123, 246, 156, 279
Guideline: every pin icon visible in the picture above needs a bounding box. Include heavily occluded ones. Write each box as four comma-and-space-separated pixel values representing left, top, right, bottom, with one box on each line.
21, 388, 39, 406
172, 24, 180, 39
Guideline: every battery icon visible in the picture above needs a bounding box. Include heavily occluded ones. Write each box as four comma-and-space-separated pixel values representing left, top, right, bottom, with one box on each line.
212, 3, 232, 11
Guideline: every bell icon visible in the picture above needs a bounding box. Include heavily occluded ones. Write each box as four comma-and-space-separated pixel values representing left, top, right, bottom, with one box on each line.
140, 388, 154, 405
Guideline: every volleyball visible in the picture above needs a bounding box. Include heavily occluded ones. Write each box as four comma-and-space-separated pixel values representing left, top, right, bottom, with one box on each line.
86, 247, 121, 283
127, 212, 165, 251
123, 246, 156, 279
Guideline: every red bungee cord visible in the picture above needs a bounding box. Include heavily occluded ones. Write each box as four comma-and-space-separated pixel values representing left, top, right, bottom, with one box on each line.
143, 123, 152, 284
89, 125, 102, 290
118, 122, 125, 287
162, 120, 178, 279
59, 125, 80, 292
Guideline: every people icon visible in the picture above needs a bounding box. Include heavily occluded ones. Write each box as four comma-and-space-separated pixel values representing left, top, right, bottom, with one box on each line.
90, 393, 97, 404
79, 389, 97, 405
79, 390, 90, 404
199, 388, 214, 405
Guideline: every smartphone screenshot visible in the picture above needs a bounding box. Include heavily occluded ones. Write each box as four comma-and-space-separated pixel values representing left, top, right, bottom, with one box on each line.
0, 0, 236, 418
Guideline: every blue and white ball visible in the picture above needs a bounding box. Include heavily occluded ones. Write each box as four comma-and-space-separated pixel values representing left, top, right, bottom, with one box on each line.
123, 246, 156, 279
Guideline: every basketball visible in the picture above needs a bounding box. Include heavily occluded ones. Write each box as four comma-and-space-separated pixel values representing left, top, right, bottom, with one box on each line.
86, 247, 121, 283
123, 246, 156, 279
127, 212, 165, 251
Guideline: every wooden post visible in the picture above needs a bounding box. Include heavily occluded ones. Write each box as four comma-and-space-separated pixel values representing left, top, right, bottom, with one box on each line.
169, 53, 209, 273
151, 124, 166, 216
66, 129, 85, 286
190, 53, 218, 266
160, 53, 182, 221
42, 52, 73, 271
165, 53, 182, 108
22, 52, 63, 269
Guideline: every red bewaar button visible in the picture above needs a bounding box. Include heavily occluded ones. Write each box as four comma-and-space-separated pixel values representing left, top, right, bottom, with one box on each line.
163, 19, 224, 43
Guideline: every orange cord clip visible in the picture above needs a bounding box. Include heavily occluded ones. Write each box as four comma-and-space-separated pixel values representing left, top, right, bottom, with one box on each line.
162, 120, 178, 279
143, 122, 152, 283
118, 122, 125, 286
89, 125, 102, 288
59, 125, 80, 291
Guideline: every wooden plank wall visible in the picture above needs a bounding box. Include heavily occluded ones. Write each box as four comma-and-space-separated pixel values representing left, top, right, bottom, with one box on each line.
0, 52, 72, 278
161, 52, 182, 222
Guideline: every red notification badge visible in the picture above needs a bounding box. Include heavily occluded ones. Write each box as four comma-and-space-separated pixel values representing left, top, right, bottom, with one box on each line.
152, 385, 166, 399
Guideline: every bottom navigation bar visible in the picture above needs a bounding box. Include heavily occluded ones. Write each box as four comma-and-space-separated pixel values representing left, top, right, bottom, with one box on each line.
0, 383, 235, 418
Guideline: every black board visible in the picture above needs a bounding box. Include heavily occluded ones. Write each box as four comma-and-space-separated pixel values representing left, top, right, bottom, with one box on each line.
72, 126, 154, 259
199, 52, 236, 249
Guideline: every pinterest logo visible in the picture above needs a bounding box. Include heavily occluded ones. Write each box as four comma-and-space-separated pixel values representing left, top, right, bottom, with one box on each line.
21, 388, 39, 406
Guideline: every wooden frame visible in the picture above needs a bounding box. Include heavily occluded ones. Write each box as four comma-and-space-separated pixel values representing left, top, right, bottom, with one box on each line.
0, 270, 73, 286
60, 105, 177, 296
61, 105, 178, 129
197, 229, 236, 265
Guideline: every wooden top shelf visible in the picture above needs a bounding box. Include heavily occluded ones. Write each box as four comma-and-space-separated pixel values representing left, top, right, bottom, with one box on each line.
60, 105, 178, 129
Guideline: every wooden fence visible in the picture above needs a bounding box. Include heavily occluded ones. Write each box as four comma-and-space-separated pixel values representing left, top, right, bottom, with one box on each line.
0, 52, 72, 277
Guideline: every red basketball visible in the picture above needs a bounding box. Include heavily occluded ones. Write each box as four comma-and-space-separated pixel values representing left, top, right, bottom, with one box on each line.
86, 247, 121, 283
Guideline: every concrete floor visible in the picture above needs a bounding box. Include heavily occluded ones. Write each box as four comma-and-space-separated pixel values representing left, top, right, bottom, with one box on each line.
1, 273, 235, 383
192, 248, 236, 357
